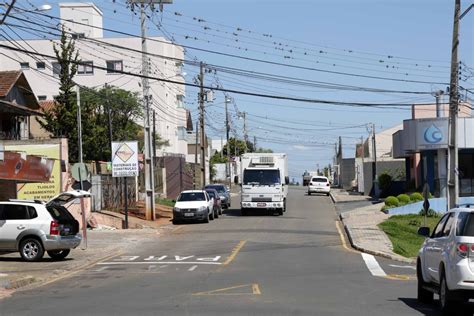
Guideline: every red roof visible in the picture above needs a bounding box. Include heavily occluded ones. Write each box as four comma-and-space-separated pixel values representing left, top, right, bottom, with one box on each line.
38, 100, 56, 112
0, 71, 22, 97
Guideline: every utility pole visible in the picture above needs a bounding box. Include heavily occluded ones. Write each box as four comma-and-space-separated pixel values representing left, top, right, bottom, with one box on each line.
76, 86, 83, 169
199, 62, 206, 187
0, 0, 17, 25
242, 111, 248, 153
254, 135, 257, 150
434, 90, 447, 199
105, 83, 113, 150
194, 120, 199, 189
136, 1, 155, 220
225, 96, 231, 189
371, 123, 378, 197
447, 0, 461, 209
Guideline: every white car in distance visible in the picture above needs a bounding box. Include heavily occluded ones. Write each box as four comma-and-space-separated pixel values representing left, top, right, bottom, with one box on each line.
417, 206, 474, 314
307, 176, 331, 196
172, 190, 214, 224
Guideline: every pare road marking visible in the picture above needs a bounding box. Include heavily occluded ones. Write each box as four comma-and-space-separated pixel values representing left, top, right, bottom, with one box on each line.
192, 283, 261, 296
97, 261, 221, 265
188, 265, 198, 272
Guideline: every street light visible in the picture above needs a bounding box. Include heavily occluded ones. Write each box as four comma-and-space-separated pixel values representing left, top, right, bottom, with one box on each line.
1, 2, 52, 24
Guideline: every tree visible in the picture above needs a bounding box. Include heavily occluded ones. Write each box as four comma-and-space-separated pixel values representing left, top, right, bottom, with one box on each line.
255, 147, 273, 153
38, 26, 80, 160
79, 86, 143, 161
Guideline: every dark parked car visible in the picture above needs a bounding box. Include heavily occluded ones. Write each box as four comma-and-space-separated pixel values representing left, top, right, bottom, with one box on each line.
205, 188, 222, 217
204, 184, 231, 209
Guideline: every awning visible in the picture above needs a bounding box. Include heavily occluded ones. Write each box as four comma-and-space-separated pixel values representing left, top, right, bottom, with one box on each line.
0, 151, 55, 182
0, 100, 42, 116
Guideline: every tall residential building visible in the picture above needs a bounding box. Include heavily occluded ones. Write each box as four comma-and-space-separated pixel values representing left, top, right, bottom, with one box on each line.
0, 2, 191, 158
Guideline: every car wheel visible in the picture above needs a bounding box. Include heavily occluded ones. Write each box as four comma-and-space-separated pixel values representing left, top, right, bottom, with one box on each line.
327, 192, 330, 196
308, 191, 311, 195
416, 260, 433, 303
203, 212, 210, 223
214, 208, 219, 219
439, 268, 455, 314
20, 238, 44, 262
172, 219, 180, 225
47, 249, 71, 260
219, 207, 223, 215
209, 208, 215, 221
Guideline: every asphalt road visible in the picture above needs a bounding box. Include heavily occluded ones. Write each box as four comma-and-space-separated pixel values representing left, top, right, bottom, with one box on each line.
1, 187, 468, 315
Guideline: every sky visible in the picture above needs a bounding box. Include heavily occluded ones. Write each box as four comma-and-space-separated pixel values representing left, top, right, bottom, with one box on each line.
3, 0, 473, 181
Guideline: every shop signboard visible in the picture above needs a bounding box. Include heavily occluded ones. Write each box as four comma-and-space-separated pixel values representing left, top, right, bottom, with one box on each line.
112, 141, 139, 177
416, 118, 448, 150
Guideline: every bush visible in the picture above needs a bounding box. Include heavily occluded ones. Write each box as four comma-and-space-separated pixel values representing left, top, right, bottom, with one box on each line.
397, 194, 410, 205
378, 173, 393, 197
410, 192, 423, 202
419, 208, 440, 218
385, 196, 399, 207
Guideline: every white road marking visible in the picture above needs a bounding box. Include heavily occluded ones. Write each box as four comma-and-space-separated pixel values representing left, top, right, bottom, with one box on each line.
188, 265, 198, 271
97, 261, 222, 265
389, 264, 416, 270
361, 253, 387, 277
147, 265, 157, 271
91, 266, 109, 272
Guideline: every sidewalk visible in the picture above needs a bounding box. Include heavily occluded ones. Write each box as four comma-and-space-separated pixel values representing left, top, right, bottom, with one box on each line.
330, 189, 416, 264
0, 217, 174, 298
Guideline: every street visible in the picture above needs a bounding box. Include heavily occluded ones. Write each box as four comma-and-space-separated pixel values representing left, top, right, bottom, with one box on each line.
0, 187, 469, 315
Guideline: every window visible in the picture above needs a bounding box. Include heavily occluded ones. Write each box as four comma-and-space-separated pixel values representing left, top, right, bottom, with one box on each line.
27, 206, 38, 219
20, 62, 29, 69
178, 192, 206, 202
38, 95, 47, 101
432, 213, 450, 238
52, 62, 61, 76
78, 61, 93, 75
72, 33, 85, 39
1, 205, 29, 220
106, 60, 123, 74
442, 213, 455, 236
311, 177, 328, 183
457, 212, 474, 236
36, 62, 45, 70
176, 94, 184, 108
243, 170, 281, 185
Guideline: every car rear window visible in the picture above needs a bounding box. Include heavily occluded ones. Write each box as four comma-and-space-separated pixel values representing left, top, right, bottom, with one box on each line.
206, 185, 226, 193
206, 191, 216, 198
312, 178, 327, 183
47, 205, 75, 221
456, 212, 474, 236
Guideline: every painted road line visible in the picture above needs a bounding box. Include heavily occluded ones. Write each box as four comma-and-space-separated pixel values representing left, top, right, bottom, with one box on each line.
188, 265, 198, 272
91, 266, 109, 272
335, 221, 357, 253
97, 261, 222, 265
389, 264, 416, 270
222, 240, 247, 266
361, 253, 387, 277
192, 283, 261, 296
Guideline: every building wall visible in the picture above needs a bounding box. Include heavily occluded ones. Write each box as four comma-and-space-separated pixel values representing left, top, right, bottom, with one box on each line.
0, 36, 188, 157
340, 158, 355, 190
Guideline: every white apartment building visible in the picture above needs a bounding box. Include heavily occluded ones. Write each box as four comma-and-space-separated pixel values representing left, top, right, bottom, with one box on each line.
0, 2, 191, 158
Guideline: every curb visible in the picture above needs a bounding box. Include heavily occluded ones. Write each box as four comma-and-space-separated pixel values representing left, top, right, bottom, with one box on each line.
340, 215, 416, 264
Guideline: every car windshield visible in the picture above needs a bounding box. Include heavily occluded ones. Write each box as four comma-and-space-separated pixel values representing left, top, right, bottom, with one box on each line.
178, 192, 206, 201
243, 170, 280, 185
206, 185, 225, 193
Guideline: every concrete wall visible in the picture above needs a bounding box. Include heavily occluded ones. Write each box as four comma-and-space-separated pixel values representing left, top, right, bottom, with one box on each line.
341, 158, 355, 190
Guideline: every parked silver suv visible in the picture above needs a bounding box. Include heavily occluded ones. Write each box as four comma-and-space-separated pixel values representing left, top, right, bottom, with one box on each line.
0, 191, 89, 261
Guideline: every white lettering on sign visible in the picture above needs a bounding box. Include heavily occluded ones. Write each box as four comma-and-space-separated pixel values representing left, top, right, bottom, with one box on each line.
197, 256, 221, 262
144, 255, 167, 261
175, 255, 194, 261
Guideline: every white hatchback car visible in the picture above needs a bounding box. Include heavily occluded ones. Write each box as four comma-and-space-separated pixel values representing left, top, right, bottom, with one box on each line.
0, 190, 89, 261
172, 190, 214, 224
417, 206, 474, 313
307, 176, 331, 196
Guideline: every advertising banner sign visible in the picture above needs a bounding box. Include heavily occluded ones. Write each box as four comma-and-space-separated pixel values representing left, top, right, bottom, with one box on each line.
5, 144, 61, 200
416, 118, 449, 150
112, 141, 139, 177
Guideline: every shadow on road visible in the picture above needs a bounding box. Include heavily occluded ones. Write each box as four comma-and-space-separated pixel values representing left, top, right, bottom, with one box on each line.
398, 298, 474, 316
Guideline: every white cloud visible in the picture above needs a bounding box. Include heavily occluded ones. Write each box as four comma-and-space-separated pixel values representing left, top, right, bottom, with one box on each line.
293, 145, 310, 151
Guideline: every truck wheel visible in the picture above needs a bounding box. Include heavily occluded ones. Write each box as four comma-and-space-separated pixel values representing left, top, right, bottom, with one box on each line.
20, 238, 44, 262
241, 208, 247, 216
283, 200, 287, 212
47, 249, 71, 260
278, 209, 283, 216
417, 260, 433, 303
308, 191, 311, 196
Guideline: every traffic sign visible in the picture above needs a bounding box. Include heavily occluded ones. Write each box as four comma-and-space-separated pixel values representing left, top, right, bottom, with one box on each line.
112, 141, 139, 177
71, 163, 88, 182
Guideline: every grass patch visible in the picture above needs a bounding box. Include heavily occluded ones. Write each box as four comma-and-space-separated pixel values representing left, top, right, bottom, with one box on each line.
156, 197, 175, 207
378, 214, 439, 258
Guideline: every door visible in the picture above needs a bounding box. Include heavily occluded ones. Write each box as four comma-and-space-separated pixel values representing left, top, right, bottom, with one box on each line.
424, 213, 452, 282
0, 204, 34, 250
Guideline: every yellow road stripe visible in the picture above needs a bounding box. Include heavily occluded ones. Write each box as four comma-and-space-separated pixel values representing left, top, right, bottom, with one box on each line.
172, 226, 185, 233
222, 240, 247, 266
192, 283, 261, 296
385, 274, 416, 281
335, 221, 357, 253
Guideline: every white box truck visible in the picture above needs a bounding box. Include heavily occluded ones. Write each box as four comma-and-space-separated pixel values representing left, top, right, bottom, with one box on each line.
240, 153, 289, 216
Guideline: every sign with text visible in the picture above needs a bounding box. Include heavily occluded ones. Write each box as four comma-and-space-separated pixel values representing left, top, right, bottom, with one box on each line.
112, 141, 139, 177
416, 118, 448, 150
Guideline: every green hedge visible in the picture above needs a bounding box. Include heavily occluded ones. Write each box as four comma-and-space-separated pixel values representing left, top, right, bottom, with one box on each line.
410, 192, 423, 202
397, 194, 410, 205
385, 196, 399, 207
